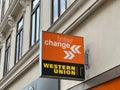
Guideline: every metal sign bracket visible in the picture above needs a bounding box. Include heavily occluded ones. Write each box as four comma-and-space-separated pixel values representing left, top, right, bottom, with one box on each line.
84, 49, 89, 70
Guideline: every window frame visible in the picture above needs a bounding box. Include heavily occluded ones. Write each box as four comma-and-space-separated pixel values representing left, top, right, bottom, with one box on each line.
51, 0, 67, 23
30, 0, 40, 47
3, 35, 11, 76
15, 16, 24, 64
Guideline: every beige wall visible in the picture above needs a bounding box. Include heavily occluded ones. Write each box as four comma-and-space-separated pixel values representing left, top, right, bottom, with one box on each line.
70, 0, 120, 78
40, 0, 51, 31
67, 0, 75, 7
60, 0, 120, 90
22, 1, 31, 56
7, 61, 40, 90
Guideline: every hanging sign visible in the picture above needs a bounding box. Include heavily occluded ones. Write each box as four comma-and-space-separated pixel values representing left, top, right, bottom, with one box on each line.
40, 31, 85, 80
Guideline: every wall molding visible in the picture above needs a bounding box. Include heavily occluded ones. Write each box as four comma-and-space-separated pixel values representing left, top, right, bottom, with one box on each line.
0, 0, 30, 34
47, 0, 106, 34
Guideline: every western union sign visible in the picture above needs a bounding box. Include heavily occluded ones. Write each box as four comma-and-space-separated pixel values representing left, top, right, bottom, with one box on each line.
40, 31, 85, 80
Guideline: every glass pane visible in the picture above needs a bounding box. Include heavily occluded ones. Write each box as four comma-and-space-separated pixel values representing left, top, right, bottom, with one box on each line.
4, 48, 10, 74
4, 51, 7, 75
31, 13, 35, 46
5, 51, 8, 72
4, 52, 7, 71
36, 8, 40, 41
7, 48, 10, 72
32, 0, 39, 9
53, 0, 58, 22
19, 31, 22, 60
60, 0, 66, 15
18, 18, 23, 31
16, 35, 19, 62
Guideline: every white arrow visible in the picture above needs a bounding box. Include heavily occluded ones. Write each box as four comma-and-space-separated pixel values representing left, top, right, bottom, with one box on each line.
70, 45, 81, 54
64, 50, 75, 60
64, 50, 70, 59
68, 51, 75, 60
75, 45, 81, 54
70, 45, 76, 53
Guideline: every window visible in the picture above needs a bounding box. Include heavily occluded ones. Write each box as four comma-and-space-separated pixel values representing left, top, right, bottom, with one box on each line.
4, 35, 11, 76
1, 0, 5, 21
52, 0, 66, 23
30, 0, 40, 46
15, 17, 23, 63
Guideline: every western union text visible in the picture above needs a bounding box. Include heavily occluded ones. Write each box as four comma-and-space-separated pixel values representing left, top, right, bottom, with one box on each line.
43, 63, 77, 75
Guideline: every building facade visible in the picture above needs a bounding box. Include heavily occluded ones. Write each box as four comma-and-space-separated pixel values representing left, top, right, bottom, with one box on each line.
0, 0, 120, 90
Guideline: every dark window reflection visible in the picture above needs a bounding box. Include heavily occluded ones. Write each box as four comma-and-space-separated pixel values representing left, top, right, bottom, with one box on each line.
4, 35, 11, 76
31, 0, 40, 46
32, 0, 40, 9
60, 0, 66, 15
52, 0, 66, 23
15, 17, 23, 63
31, 13, 35, 46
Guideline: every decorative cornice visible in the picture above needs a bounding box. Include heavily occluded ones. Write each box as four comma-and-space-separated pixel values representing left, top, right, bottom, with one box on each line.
0, 0, 31, 33
20, 0, 30, 8
20, 0, 26, 8
0, 33, 5, 48
0, 40, 5, 49
22, 8, 26, 13
0, 42, 4, 48
8, 15, 15, 28
26, 0, 30, 6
